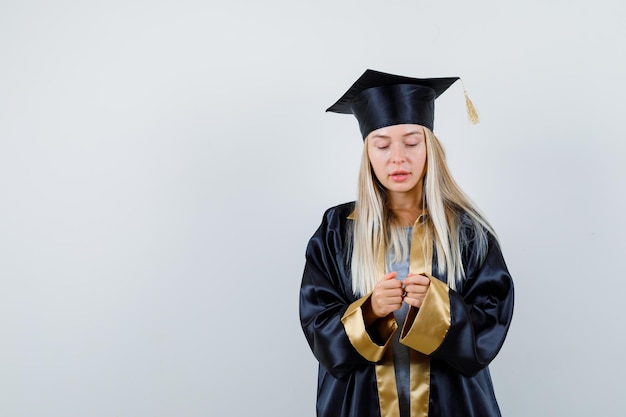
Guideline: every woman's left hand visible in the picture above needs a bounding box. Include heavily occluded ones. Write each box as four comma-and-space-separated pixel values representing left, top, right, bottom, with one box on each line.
403, 273, 430, 308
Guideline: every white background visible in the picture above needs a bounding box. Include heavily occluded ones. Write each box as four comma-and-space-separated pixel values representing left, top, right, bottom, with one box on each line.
1, 1, 625, 416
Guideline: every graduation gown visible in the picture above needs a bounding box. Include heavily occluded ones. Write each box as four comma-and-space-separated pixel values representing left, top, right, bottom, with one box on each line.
299, 202, 514, 417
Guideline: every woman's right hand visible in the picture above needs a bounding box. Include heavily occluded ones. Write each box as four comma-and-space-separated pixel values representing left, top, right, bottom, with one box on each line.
369, 271, 404, 318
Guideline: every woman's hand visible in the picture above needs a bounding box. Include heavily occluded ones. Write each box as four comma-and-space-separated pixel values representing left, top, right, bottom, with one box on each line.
369, 271, 404, 319
403, 273, 430, 308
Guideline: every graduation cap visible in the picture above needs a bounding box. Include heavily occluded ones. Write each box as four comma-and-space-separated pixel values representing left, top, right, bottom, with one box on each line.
326, 69, 479, 139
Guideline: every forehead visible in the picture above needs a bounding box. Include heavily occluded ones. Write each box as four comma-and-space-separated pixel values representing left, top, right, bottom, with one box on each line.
368, 124, 425, 139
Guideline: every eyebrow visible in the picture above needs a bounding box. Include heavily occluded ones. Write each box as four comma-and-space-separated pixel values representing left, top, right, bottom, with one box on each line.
370, 130, 423, 139
370, 134, 390, 139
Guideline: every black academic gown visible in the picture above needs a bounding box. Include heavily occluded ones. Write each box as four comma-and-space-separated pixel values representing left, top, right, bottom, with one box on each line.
299, 202, 514, 417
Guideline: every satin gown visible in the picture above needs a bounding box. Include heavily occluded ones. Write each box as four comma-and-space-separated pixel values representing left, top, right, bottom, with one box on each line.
299, 202, 514, 417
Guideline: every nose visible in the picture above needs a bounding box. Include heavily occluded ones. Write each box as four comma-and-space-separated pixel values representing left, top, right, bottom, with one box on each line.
391, 144, 406, 164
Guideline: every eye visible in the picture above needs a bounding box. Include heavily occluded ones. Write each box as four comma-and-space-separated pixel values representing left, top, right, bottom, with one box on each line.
371, 140, 390, 150
405, 135, 423, 147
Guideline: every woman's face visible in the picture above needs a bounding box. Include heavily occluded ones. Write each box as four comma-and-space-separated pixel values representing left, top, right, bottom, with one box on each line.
367, 124, 427, 201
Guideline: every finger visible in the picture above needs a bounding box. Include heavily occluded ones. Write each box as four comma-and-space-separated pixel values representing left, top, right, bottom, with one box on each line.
404, 288, 427, 302
403, 295, 424, 308
405, 273, 430, 286
372, 285, 403, 306
377, 287, 404, 300
403, 274, 416, 285
373, 296, 403, 315
383, 271, 398, 280
384, 296, 404, 306
377, 276, 403, 290
418, 274, 431, 285
405, 283, 429, 294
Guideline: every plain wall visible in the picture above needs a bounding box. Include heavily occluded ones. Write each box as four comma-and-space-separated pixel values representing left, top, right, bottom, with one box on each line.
1, 0, 625, 416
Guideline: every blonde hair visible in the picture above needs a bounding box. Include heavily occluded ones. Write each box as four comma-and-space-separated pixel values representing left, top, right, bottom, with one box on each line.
350, 127, 496, 296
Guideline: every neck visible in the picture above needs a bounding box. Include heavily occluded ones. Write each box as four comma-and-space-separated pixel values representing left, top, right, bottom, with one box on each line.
389, 193, 423, 227
392, 207, 423, 227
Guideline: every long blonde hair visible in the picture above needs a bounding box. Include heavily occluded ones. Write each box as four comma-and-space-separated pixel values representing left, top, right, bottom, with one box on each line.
350, 127, 496, 296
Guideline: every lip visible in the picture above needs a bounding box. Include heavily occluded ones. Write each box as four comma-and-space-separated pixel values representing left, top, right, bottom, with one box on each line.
389, 170, 410, 182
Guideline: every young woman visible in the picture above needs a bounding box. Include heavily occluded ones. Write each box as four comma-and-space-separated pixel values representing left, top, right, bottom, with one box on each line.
299, 69, 514, 417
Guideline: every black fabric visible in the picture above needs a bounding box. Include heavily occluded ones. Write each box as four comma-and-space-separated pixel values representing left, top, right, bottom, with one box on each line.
326, 69, 459, 138
299, 202, 515, 417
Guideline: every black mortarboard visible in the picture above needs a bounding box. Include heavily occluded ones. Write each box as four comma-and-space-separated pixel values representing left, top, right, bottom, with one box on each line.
326, 69, 476, 139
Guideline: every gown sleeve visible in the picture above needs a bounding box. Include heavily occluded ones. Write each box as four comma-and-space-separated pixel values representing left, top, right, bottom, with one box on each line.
399, 232, 514, 377
299, 205, 396, 379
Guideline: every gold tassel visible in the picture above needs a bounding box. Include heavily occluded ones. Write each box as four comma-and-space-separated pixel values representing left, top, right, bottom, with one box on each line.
461, 79, 480, 125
